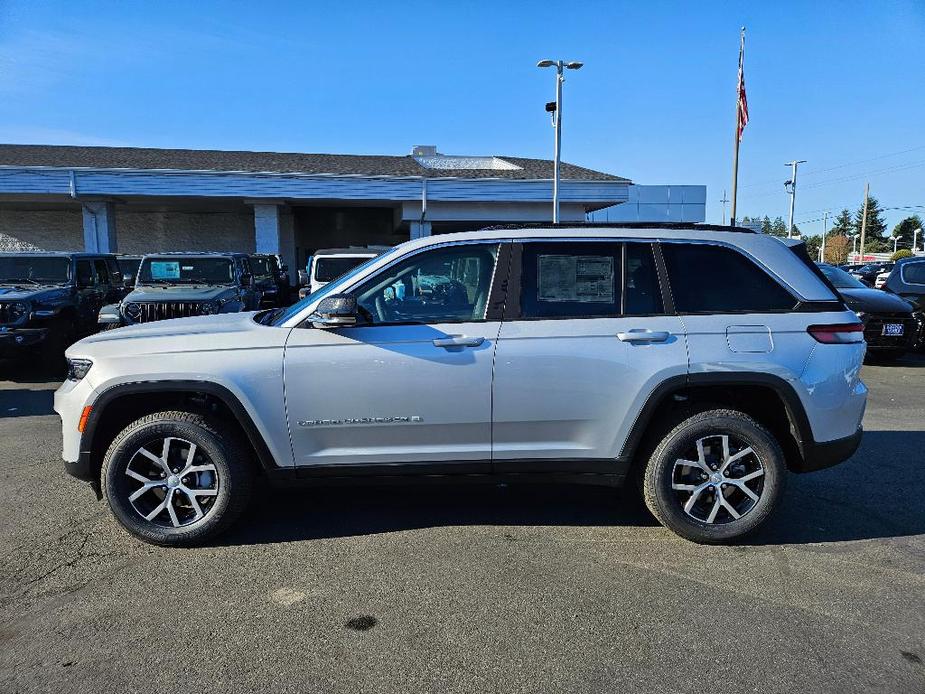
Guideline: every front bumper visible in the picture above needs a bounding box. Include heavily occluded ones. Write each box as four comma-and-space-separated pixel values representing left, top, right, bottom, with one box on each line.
0, 326, 50, 354
795, 426, 863, 473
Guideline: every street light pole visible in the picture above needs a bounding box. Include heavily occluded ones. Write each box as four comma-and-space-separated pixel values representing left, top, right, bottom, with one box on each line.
891, 235, 899, 254
914, 228, 921, 253
820, 210, 829, 262
785, 160, 806, 238
538, 59, 583, 224
850, 233, 859, 260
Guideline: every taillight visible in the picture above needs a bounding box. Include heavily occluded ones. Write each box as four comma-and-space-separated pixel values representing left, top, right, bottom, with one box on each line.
807, 323, 865, 344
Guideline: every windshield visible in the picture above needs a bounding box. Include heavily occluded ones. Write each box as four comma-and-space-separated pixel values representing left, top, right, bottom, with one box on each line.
314, 256, 373, 283
0, 256, 70, 284
270, 248, 400, 326
250, 257, 272, 277
137, 257, 234, 285
117, 258, 141, 278
819, 264, 867, 289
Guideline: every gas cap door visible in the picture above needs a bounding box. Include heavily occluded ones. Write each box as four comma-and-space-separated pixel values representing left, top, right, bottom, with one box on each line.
726, 324, 773, 353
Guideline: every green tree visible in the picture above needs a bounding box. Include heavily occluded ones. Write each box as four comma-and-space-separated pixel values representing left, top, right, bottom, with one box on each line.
770, 217, 788, 237
830, 209, 854, 237
804, 234, 822, 260
891, 215, 923, 249
761, 215, 773, 235
855, 195, 887, 251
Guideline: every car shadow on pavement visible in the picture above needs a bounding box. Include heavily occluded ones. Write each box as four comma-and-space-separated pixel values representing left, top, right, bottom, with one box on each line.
223, 429, 925, 548
0, 388, 55, 418
222, 483, 657, 546
749, 429, 925, 545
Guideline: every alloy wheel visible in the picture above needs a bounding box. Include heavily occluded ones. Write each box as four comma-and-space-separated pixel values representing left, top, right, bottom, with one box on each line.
124, 436, 219, 528
671, 434, 765, 524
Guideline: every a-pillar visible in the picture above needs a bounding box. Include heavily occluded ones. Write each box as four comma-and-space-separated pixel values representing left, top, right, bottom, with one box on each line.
251, 203, 296, 284
81, 201, 118, 253
409, 221, 432, 240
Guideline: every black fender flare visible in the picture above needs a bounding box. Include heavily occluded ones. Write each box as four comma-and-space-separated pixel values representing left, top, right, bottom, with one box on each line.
79, 380, 281, 476
619, 372, 814, 463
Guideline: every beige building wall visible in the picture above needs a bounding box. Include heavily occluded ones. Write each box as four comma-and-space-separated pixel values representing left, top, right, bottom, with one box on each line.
0, 207, 83, 251
116, 210, 255, 254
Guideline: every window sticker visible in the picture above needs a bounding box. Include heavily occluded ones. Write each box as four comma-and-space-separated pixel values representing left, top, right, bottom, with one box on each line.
151, 261, 181, 280
538, 255, 614, 303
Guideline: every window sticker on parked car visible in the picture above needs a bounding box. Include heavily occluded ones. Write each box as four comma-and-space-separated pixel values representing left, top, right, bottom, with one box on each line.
538, 255, 614, 302
150, 261, 181, 280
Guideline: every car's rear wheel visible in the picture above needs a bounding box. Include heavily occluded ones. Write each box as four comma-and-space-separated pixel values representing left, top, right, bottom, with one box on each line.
643, 409, 786, 544
102, 411, 253, 546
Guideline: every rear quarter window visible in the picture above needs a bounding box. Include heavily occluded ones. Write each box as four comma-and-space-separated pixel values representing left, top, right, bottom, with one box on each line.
902, 261, 925, 285
661, 243, 797, 313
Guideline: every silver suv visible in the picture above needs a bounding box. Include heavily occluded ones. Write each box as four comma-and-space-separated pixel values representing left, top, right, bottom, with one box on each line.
55, 224, 867, 546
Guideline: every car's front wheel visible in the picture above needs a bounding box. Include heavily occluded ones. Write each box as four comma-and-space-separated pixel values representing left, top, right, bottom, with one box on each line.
102, 411, 253, 546
643, 409, 786, 544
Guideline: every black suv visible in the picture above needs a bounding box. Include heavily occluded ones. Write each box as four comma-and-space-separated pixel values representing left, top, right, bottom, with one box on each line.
250, 254, 291, 307
98, 252, 260, 328
0, 252, 124, 360
883, 256, 925, 351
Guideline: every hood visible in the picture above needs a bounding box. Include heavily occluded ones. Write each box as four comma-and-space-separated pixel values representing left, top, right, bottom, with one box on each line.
125, 285, 237, 303
0, 284, 70, 301
839, 288, 913, 314
67, 311, 289, 362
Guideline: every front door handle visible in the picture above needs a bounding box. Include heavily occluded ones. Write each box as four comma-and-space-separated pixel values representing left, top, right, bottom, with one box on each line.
617, 329, 670, 343
433, 335, 485, 348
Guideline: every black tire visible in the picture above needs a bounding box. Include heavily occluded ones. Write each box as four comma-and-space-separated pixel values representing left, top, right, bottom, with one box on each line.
642, 409, 786, 544
102, 410, 254, 546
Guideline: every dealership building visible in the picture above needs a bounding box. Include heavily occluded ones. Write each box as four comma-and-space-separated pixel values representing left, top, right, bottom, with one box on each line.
0, 143, 705, 280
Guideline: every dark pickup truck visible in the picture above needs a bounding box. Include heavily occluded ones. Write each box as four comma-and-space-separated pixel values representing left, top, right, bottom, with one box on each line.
0, 252, 124, 360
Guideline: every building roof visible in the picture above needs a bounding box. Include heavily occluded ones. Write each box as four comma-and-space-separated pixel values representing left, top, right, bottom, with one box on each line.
0, 144, 628, 182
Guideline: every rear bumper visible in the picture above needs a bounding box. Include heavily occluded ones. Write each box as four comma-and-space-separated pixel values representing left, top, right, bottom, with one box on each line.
795, 426, 863, 473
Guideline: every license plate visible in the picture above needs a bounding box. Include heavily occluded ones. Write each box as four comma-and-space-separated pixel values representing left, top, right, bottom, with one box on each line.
882, 323, 904, 336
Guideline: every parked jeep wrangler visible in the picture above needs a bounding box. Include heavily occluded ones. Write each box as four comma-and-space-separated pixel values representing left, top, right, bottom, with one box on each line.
0, 252, 123, 361
57, 224, 867, 546
98, 252, 260, 328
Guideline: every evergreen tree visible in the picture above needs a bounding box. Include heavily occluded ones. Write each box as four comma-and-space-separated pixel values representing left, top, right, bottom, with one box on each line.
761, 215, 772, 235
770, 217, 788, 237
855, 195, 887, 250
830, 209, 854, 237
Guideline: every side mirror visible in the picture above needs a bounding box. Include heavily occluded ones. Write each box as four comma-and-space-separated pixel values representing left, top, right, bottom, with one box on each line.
241, 272, 254, 287
298, 270, 309, 287
308, 294, 358, 328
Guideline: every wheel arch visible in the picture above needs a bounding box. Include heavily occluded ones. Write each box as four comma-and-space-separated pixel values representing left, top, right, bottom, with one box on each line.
620, 372, 813, 473
79, 380, 280, 484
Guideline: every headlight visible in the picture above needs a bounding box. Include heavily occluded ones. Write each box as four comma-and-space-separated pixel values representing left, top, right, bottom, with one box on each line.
8, 301, 28, 322
199, 301, 220, 315
66, 358, 93, 381
123, 302, 141, 321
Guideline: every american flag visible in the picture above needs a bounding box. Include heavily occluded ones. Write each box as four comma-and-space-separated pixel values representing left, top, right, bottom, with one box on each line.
736, 31, 749, 142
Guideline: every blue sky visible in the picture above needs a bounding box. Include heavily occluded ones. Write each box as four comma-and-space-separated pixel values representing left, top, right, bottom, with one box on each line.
1, 0, 923, 237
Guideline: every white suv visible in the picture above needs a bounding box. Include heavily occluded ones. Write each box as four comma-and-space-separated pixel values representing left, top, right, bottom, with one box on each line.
55, 224, 867, 546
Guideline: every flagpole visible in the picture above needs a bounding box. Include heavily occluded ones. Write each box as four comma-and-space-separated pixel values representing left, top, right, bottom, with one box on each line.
729, 27, 745, 226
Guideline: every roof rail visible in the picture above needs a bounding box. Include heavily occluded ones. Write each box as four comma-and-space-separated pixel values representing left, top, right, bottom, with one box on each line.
477, 221, 756, 234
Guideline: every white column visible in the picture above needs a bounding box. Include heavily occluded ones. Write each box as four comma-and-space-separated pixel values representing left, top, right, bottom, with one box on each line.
409, 221, 432, 240
252, 203, 297, 284
81, 201, 118, 253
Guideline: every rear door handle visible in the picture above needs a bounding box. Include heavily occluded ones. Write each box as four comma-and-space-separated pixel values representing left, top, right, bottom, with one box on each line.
433, 335, 485, 348
617, 329, 670, 343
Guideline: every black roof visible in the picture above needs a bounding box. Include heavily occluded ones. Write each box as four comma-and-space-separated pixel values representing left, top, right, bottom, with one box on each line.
0, 144, 627, 182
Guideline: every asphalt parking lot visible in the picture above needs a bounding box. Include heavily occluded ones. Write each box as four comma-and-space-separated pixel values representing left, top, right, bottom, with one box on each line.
0, 357, 923, 694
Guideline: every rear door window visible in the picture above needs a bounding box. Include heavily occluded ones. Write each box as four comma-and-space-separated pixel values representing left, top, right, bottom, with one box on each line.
520, 242, 621, 319
76, 260, 95, 287
661, 243, 796, 313
93, 259, 110, 285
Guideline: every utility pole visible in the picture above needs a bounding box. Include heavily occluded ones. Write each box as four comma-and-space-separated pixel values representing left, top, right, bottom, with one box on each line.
720, 190, 730, 225
819, 210, 829, 262
784, 160, 806, 238
858, 182, 870, 263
